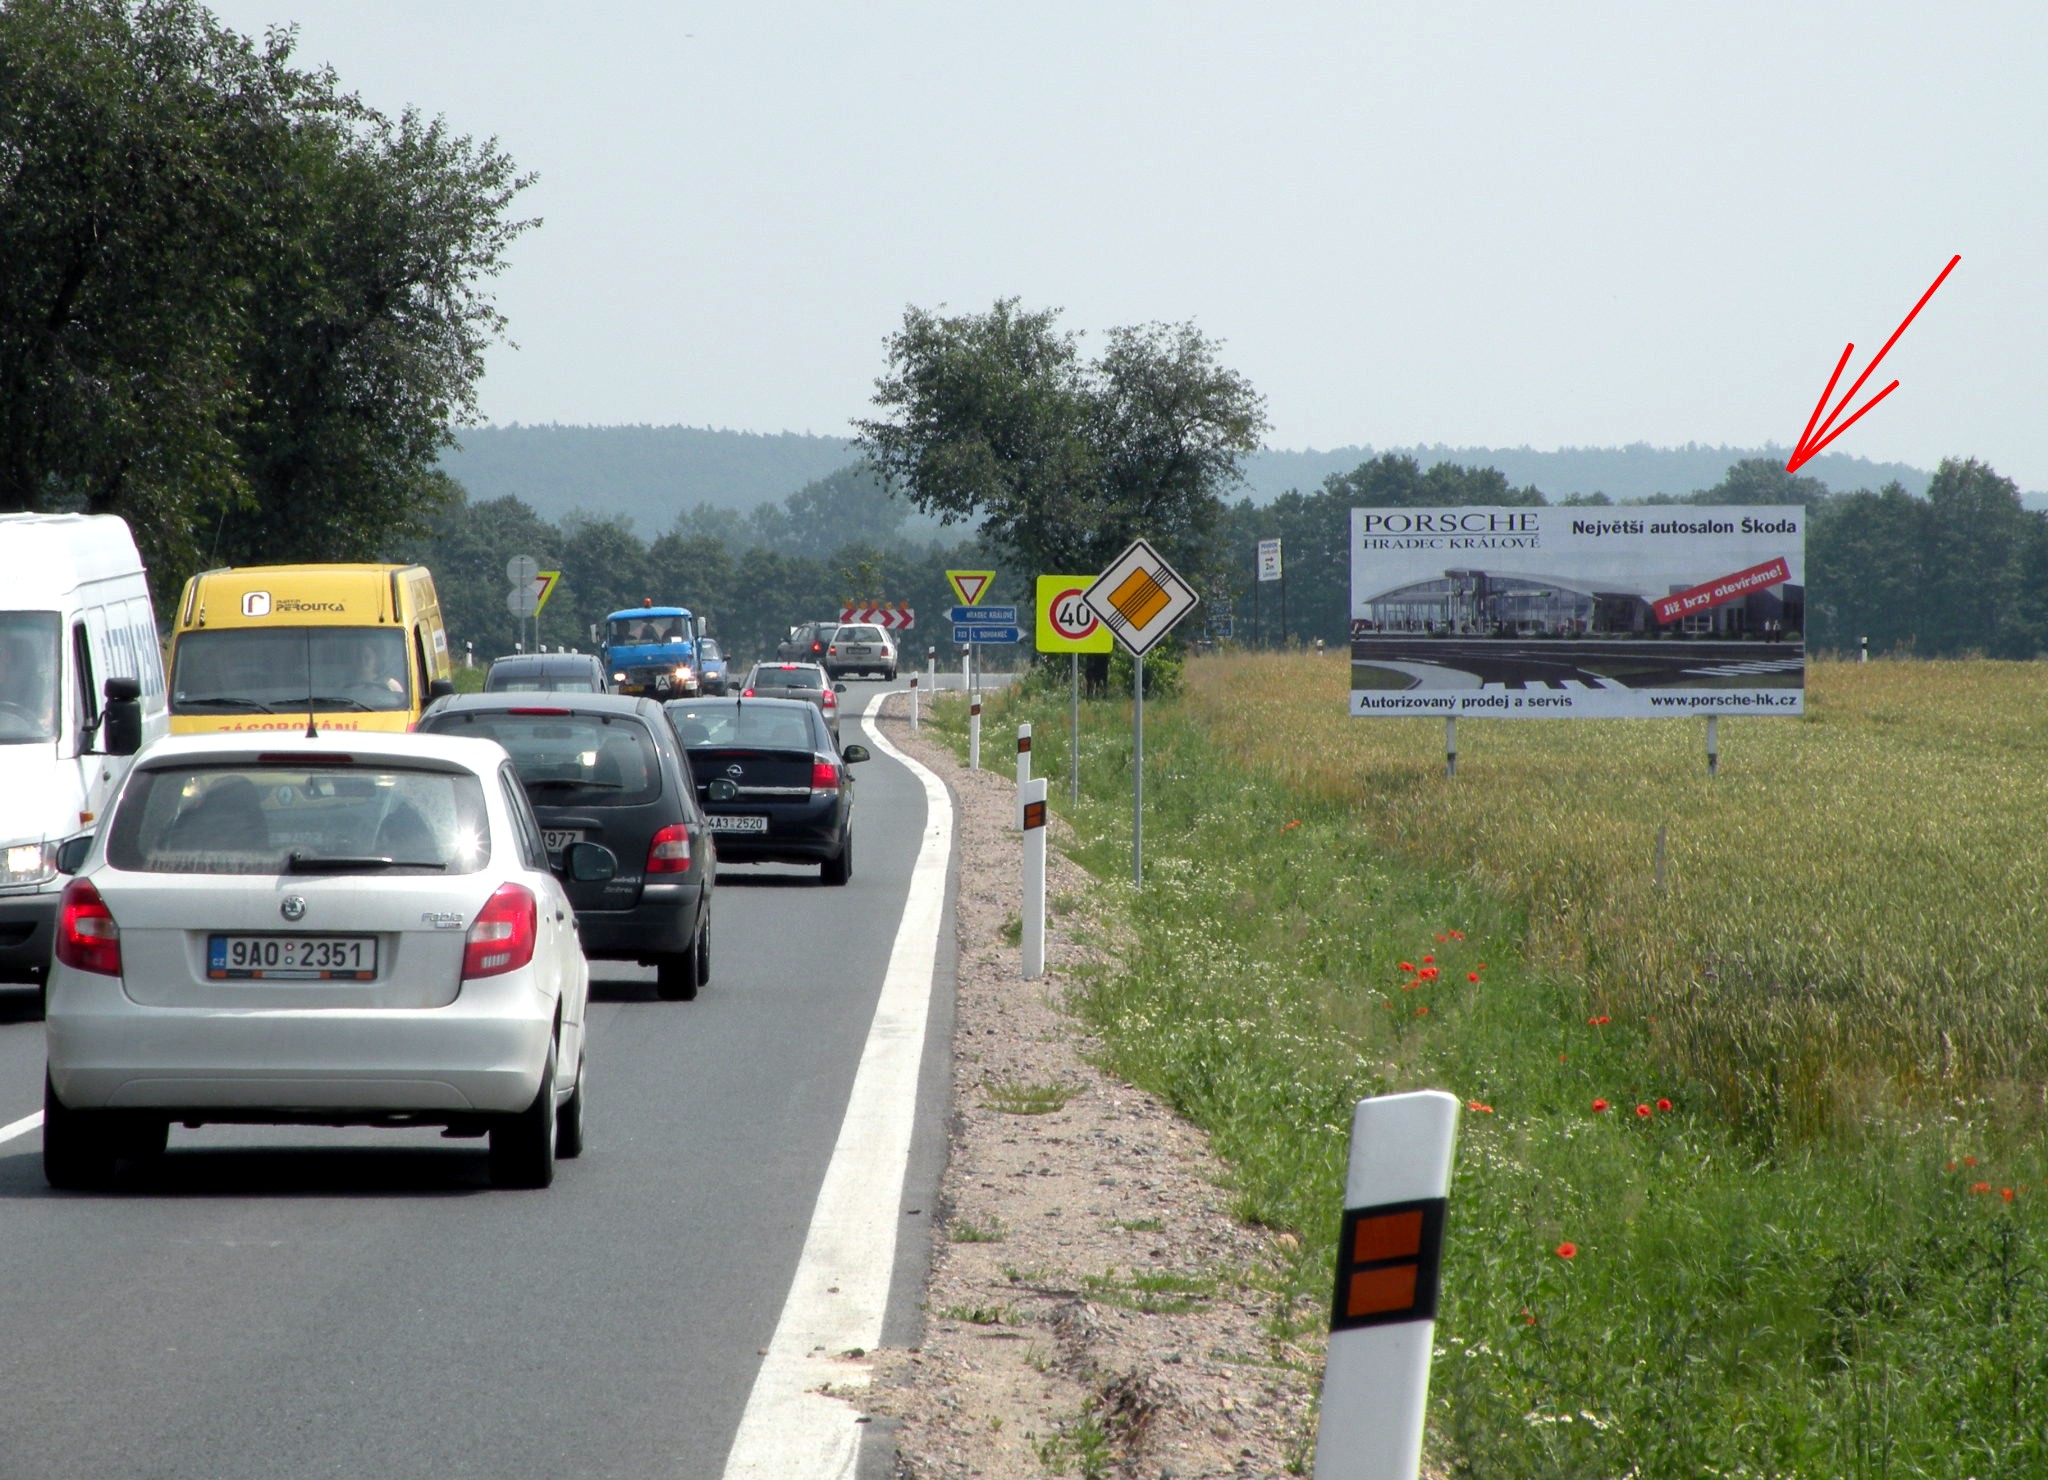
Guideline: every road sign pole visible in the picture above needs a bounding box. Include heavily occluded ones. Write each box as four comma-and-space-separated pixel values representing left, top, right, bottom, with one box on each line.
1313, 1090, 1460, 1480
1132, 652, 1144, 887
1021, 777, 1047, 980
1070, 654, 1080, 807
1015, 722, 1032, 830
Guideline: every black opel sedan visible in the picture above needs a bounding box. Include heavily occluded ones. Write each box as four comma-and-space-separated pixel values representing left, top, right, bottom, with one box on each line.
419, 693, 715, 998
663, 697, 865, 885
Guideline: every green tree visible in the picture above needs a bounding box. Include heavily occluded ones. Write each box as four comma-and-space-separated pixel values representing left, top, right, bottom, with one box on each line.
854, 299, 1266, 585
0, 0, 532, 591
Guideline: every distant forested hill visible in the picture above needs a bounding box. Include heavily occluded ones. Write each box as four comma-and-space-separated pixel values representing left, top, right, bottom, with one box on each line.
438, 424, 1941, 534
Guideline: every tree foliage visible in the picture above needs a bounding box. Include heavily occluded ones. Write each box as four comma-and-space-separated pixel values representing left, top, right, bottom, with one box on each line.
854, 299, 1267, 586
0, 0, 533, 592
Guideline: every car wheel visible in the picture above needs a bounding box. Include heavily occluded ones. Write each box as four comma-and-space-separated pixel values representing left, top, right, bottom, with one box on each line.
821, 830, 852, 886
116, 1115, 169, 1163
696, 920, 711, 987
656, 934, 700, 1001
43, 1073, 117, 1190
488, 1038, 558, 1189
556, 1054, 586, 1159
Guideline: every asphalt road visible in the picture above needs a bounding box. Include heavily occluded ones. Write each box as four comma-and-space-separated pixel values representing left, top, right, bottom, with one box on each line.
0, 680, 954, 1480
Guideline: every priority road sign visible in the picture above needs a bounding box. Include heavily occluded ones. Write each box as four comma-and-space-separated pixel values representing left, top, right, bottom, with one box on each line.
948, 605, 1017, 625
1036, 575, 1113, 654
946, 570, 995, 606
1083, 538, 1198, 656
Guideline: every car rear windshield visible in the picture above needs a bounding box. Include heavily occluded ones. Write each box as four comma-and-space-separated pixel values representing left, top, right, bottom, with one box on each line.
485, 662, 600, 692
425, 710, 664, 806
747, 665, 823, 689
838, 626, 886, 643
107, 764, 490, 875
666, 702, 821, 751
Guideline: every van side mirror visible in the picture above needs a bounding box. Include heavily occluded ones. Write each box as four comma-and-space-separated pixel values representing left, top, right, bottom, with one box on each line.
427, 678, 456, 700
102, 676, 143, 756
840, 743, 870, 765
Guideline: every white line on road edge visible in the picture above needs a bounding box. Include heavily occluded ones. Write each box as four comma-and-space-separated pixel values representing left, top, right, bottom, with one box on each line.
720, 692, 954, 1480
0, 1111, 42, 1147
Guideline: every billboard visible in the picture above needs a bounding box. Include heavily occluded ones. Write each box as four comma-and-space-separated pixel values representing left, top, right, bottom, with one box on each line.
1349, 506, 1805, 719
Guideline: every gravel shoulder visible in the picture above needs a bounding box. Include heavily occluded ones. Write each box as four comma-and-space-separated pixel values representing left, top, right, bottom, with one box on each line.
863, 695, 1322, 1479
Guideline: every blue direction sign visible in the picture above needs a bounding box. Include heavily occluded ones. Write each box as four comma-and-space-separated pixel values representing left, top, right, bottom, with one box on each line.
953, 623, 1022, 644
948, 604, 1018, 624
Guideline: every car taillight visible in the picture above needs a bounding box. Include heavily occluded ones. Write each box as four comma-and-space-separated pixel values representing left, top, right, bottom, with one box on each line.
647, 823, 692, 874
56, 877, 121, 976
811, 758, 841, 791
741, 687, 756, 697
821, 690, 837, 708
463, 883, 537, 979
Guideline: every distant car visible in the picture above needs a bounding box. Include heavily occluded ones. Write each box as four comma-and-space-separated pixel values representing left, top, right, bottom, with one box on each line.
484, 652, 612, 694
41, 731, 613, 1190
739, 661, 844, 743
664, 697, 867, 885
417, 694, 716, 1001
823, 623, 897, 681
696, 637, 731, 696
777, 621, 838, 664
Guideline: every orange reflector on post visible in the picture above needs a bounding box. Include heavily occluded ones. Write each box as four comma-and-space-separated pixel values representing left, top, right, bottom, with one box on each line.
1023, 799, 1046, 830
1330, 1198, 1445, 1332
1018, 734, 1031, 752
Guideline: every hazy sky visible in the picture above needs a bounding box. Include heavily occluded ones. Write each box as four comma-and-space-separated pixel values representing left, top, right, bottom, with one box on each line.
206, 1, 2048, 486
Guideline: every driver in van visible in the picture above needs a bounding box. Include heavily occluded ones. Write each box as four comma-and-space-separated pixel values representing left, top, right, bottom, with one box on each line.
339, 641, 404, 706
0, 630, 59, 736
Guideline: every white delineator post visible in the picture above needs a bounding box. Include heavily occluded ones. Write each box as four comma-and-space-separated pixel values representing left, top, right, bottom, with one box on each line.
1014, 722, 1032, 829
1312, 1089, 1461, 1480
969, 692, 982, 771
1020, 778, 1047, 979
908, 673, 919, 733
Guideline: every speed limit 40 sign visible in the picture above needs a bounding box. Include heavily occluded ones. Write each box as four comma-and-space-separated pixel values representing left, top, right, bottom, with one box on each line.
1036, 575, 1113, 653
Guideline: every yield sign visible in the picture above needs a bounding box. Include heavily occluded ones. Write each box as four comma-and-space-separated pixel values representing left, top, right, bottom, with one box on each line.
946, 570, 995, 607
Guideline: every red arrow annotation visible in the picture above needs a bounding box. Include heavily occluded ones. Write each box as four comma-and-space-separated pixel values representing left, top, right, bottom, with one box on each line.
1786, 254, 1960, 475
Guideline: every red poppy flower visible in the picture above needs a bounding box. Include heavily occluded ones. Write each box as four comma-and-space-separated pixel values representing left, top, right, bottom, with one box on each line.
1281, 820, 1300, 830
1398, 961, 1414, 973
2003, 1188, 2016, 1202
1555, 1242, 1577, 1259
1520, 1307, 1536, 1324
1635, 1103, 1652, 1119
1449, 930, 1466, 940
1558, 1054, 1569, 1063
1467, 1101, 1493, 1113
1414, 1006, 1430, 1016
1964, 1156, 1978, 1167
1419, 966, 1440, 980
1435, 934, 1447, 943
1422, 955, 1435, 964
1403, 980, 1419, 991
1947, 1161, 1958, 1172
1591, 1099, 1609, 1113
1657, 1098, 1673, 1112
1467, 972, 1480, 982
1971, 1182, 1992, 1195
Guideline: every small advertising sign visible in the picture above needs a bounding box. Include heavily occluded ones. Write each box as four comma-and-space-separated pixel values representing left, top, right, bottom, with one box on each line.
1258, 538, 1283, 582
1349, 506, 1805, 719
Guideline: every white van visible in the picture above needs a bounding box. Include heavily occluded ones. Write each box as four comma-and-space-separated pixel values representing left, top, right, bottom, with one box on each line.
0, 513, 168, 996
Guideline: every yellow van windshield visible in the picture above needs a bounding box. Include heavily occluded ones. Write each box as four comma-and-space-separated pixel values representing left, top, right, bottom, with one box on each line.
172, 628, 409, 715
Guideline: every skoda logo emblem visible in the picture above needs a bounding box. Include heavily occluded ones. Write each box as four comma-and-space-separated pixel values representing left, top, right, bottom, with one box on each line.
280, 896, 307, 922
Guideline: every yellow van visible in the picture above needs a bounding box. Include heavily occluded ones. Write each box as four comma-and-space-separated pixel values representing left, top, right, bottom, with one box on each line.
167, 564, 454, 734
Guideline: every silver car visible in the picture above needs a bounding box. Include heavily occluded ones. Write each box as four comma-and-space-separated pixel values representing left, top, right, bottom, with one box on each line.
42, 732, 614, 1190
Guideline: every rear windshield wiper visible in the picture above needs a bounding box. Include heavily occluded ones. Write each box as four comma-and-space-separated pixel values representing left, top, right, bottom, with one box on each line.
286, 852, 448, 873
175, 696, 280, 712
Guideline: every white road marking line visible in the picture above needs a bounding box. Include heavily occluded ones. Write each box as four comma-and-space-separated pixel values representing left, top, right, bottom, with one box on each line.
0, 1110, 43, 1147
720, 691, 954, 1480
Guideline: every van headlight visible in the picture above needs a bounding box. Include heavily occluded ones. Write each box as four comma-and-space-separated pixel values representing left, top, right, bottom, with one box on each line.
674, 665, 694, 681
3, 842, 56, 888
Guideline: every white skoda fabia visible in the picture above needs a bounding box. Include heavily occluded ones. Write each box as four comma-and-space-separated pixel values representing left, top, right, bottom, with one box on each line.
43, 732, 613, 1190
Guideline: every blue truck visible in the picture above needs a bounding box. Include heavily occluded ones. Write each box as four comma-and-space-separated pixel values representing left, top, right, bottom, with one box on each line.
602, 602, 705, 698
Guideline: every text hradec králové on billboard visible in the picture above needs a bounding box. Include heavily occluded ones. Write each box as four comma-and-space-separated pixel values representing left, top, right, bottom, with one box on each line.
1349, 506, 1804, 719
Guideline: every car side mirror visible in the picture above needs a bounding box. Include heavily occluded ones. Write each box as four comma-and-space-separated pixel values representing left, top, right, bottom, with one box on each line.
561, 840, 617, 883
707, 778, 739, 801
427, 677, 456, 700
102, 675, 143, 756
840, 743, 870, 764
833, 683, 847, 694
56, 835, 93, 874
